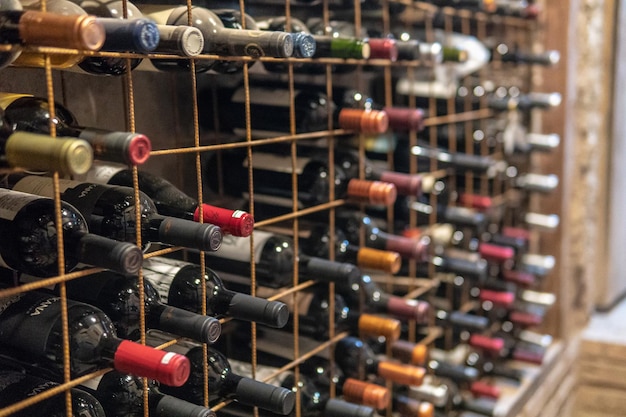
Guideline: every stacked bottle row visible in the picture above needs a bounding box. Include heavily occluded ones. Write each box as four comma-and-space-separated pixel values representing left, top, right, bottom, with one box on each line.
0, 0, 558, 416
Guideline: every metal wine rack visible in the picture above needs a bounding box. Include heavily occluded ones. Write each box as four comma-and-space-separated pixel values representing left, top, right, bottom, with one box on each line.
0, 0, 562, 416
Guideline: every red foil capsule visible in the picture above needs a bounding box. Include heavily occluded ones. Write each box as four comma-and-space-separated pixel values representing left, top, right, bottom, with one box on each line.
479, 289, 515, 307
114, 340, 190, 387
470, 381, 501, 399
367, 37, 398, 61
479, 242, 515, 263
469, 334, 505, 355
458, 193, 493, 211
195, 204, 254, 237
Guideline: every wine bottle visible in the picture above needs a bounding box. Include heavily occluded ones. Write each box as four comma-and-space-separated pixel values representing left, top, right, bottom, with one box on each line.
144, 332, 296, 415
0, 93, 152, 166
9, 0, 105, 69
203, 149, 396, 209
210, 9, 313, 74
255, 16, 317, 73
80, 162, 254, 237
138, 5, 294, 73
201, 229, 362, 290
0, 370, 106, 417
59, 269, 222, 344
306, 18, 398, 62
2, 173, 223, 252
258, 143, 427, 197
141, 256, 289, 328
0, 107, 94, 176
0, 2, 105, 53
334, 336, 426, 387
419, 0, 540, 18
267, 283, 402, 340
70, 0, 160, 76
392, 394, 435, 417
0, 188, 143, 276
0, 289, 190, 386
219, 371, 376, 417
339, 274, 431, 323
198, 84, 389, 137
266, 222, 402, 274
81, 370, 215, 417
0, 0, 24, 70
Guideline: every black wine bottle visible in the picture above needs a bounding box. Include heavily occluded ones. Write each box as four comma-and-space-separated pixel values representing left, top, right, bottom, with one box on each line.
81, 370, 215, 417
81, 162, 254, 237
138, 5, 294, 73
142, 256, 289, 328
0, 289, 190, 386
198, 84, 389, 137
145, 332, 296, 415
0, 188, 143, 276
0, 93, 152, 166
0, 370, 107, 417
1, 173, 223, 252
60, 269, 222, 344
203, 149, 397, 210
334, 336, 427, 387
0, 106, 94, 177
201, 229, 362, 290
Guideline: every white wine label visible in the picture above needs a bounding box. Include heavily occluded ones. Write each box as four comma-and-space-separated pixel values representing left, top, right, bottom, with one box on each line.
80, 162, 126, 184
142, 257, 191, 303
79, 374, 103, 391
12, 176, 78, 197
207, 230, 273, 263
0, 189, 41, 220
243, 152, 309, 175
228, 358, 290, 386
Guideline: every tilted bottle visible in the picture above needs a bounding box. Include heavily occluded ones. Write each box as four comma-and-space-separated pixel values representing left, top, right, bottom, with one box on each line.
141, 256, 289, 328
0, 107, 94, 176
138, 5, 294, 73
198, 84, 389, 137
203, 149, 397, 210
0, 0, 105, 68
0, 289, 190, 386
338, 274, 431, 323
255, 16, 317, 73
80, 162, 254, 237
0, 370, 107, 417
334, 336, 427, 387
0, 188, 143, 276
266, 283, 402, 341
218, 371, 376, 417
2, 0, 105, 69
306, 18, 398, 62
1, 173, 223, 252
10, 0, 106, 69
70, 0, 160, 76
81, 370, 215, 417
144, 332, 296, 415
293, 223, 402, 274
0, 93, 152, 166
201, 229, 363, 290
60, 269, 222, 344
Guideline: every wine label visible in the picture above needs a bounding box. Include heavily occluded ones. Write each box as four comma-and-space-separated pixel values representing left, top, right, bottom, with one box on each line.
243, 152, 309, 175
228, 357, 289, 386
0, 372, 27, 395
0, 189, 40, 221
205, 230, 273, 264
0, 189, 45, 269
79, 374, 103, 391
12, 176, 79, 196
78, 162, 126, 184
142, 257, 191, 303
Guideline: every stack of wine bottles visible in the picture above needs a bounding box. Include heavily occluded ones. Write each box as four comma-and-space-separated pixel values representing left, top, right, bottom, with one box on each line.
0, 0, 560, 416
